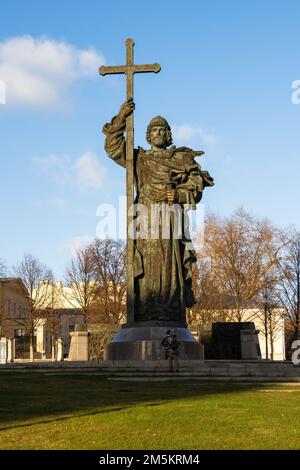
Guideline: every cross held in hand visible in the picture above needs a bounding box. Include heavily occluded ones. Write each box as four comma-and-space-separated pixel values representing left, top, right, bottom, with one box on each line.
99, 38, 160, 101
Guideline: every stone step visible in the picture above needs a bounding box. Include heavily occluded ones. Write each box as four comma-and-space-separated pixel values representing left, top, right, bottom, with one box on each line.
1, 361, 300, 379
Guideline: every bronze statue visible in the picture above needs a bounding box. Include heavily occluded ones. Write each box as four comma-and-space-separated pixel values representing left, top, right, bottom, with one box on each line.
103, 100, 213, 326
100, 38, 213, 329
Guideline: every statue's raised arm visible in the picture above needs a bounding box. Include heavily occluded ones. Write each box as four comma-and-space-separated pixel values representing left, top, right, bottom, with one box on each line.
102, 99, 135, 167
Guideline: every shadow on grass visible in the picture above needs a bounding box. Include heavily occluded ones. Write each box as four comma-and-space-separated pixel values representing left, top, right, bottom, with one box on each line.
0, 401, 169, 431
0, 371, 271, 430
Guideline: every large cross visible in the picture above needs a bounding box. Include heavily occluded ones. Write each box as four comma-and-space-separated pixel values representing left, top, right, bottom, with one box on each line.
99, 38, 161, 323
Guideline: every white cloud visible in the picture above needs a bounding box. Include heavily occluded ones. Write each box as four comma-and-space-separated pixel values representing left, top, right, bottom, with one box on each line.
32, 154, 72, 184
0, 35, 105, 107
75, 152, 107, 190
33, 151, 107, 191
0, 79, 6, 104
65, 235, 94, 255
172, 124, 216, 145
78, 49, 103, 75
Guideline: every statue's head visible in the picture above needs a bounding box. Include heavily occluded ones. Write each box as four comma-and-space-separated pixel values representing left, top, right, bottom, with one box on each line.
146, 115, 173, 148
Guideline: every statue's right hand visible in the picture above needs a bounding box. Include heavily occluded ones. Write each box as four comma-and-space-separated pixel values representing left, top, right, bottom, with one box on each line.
119, 98, 135, 119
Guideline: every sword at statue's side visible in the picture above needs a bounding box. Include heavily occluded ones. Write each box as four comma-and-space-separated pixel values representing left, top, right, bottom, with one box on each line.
99, 38, 161, 324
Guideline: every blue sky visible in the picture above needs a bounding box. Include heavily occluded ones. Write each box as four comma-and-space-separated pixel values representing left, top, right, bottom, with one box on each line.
0, 0, 300, 279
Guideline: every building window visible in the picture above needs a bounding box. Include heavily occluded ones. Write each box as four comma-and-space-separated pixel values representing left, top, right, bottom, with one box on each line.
14, 329, 26, 337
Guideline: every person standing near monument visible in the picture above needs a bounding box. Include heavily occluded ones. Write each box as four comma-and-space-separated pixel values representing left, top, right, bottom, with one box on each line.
103, 99, 214, 326
168, 333, 180, 372
161, 330, 180, 371
162, 330, 172, 359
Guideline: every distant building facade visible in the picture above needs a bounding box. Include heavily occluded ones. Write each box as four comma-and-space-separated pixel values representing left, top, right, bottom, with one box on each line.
0, 277, 287, 361
0, 277, 29, 338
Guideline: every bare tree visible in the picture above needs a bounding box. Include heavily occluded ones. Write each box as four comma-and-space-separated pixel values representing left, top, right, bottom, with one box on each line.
277, 230, 300, 356
0, 261, 7, 334
91, 238, 126, 325
64, 246, 99, 324
187, 256, 229, 326
202, 209, 283, 322
64, 239, 126, 332
13, 254, 53, 361
256, 277, 284, 359
0, 259, 7, 277
43, 282, 64, 360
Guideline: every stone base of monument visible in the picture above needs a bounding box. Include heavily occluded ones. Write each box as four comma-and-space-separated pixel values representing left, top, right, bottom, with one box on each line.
199, 322, 262, 360
2, 360, 300, 382
0, 338, 15, 364
68, 330, 89, 361
104, 326, 203, 361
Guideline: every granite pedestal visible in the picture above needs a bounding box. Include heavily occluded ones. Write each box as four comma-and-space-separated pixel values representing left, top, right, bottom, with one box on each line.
199, 322, 262, 360
104, 326, 203, 361
68, 331, 89, 361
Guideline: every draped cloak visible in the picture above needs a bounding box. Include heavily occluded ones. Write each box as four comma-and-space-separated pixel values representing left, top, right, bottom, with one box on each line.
103, 115, 214, 325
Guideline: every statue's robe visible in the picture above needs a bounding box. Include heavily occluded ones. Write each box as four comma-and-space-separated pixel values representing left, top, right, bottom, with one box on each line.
103, 115, 214, 324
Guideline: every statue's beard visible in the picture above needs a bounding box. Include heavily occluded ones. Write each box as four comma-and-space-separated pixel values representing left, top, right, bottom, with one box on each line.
152, 136, 167, 147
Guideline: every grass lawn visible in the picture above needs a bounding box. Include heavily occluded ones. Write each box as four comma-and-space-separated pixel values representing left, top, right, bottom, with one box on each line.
0, 371, 299, 450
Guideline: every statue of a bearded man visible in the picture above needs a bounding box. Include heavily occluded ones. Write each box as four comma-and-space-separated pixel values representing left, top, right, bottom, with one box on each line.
103, 99, 214, 327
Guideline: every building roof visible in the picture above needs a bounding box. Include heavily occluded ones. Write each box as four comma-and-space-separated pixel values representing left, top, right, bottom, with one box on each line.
0, 277, 28, 296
